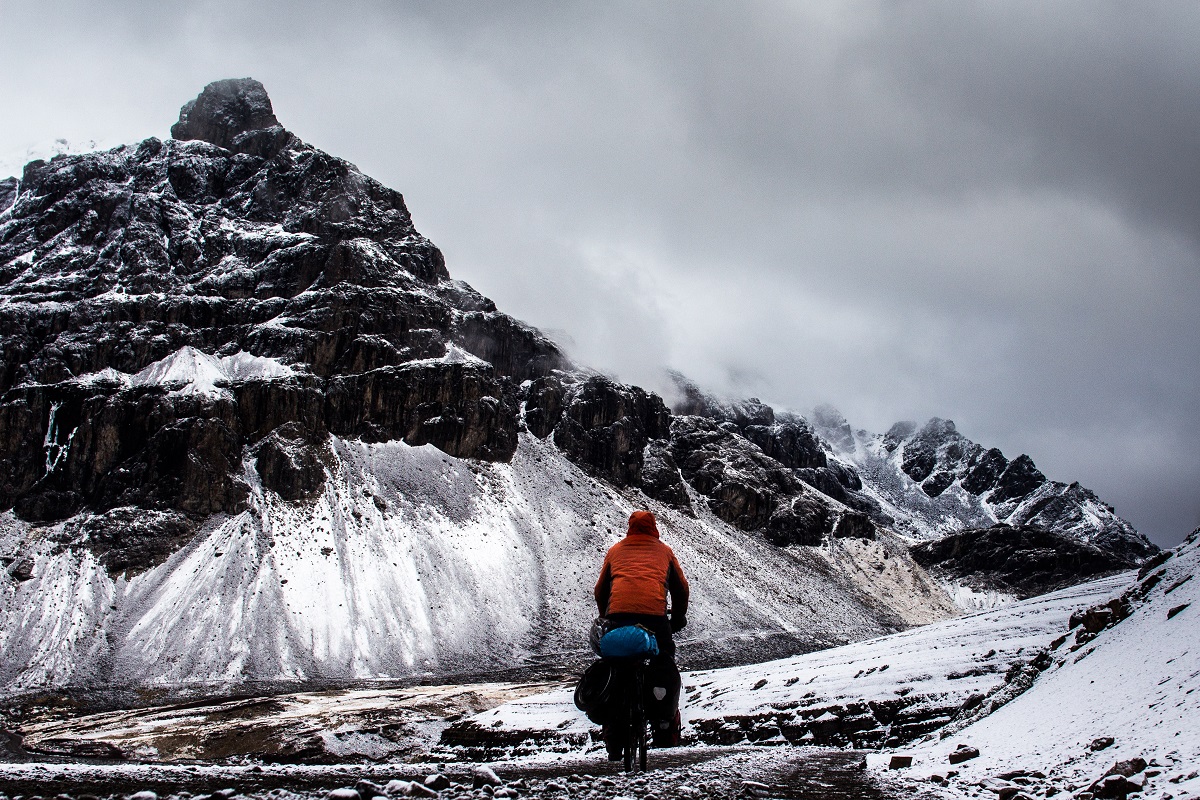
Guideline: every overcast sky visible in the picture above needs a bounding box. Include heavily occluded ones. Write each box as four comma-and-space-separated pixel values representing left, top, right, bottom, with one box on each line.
3, 1, 1197, 547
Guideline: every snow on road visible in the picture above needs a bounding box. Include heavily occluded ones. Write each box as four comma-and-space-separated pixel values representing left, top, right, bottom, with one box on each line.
451, 574, 1132, 755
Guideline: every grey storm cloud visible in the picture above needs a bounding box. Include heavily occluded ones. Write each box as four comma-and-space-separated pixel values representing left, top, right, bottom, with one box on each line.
2, 1, 1197, 546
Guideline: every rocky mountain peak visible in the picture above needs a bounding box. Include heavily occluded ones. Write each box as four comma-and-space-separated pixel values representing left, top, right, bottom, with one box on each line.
170, 78, 281, 152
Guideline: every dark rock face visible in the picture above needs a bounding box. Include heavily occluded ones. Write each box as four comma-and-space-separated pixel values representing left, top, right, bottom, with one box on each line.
254, 423, 328, 501
910, 524, 1135, 598
640, 440, 692, 512
990, 454, 1047, 503
550, 376, 670, 487
2, 382, 250, 521
0, 360, 518, 523
50, 508, 196, 577
741, 420, 827, 470
0, 79, 559, 551
833, 512, 875, 540
170, 78, 281, 152
662, 375, 894, 540
521, 375, 565, 439
0, 177, 16, 211
665, 415, 851, 545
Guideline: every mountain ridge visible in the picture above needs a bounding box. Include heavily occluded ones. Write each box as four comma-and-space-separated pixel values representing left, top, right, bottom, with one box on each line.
0, 79, 1154, 696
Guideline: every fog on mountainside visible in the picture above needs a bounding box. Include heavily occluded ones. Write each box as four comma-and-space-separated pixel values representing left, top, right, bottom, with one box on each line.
0, 80, 1154, 701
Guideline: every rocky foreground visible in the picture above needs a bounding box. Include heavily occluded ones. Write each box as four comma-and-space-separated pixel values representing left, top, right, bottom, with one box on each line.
0, 747, 887, 800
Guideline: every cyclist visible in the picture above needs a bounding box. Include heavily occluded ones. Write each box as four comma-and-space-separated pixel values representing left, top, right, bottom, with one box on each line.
594, 510, 690, 758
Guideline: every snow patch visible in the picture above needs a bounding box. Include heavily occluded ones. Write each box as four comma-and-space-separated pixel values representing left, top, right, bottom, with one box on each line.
70, 346, 297, 397
942, 580, 1018, 613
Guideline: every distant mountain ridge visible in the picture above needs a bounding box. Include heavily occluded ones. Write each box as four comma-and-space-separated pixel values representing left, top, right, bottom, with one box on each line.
807, 408, 1154, 564
0, 79, 1152, 696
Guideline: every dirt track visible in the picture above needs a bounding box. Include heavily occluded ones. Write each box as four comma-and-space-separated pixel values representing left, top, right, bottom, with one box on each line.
0, 746, 903, 799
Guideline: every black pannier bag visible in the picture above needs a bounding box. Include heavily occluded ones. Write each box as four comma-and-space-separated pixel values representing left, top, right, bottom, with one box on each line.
574, 659, 617, 724
643, 659, 681, 724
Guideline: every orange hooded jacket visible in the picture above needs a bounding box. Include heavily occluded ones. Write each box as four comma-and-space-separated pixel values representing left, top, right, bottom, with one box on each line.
594, 511, 690, 618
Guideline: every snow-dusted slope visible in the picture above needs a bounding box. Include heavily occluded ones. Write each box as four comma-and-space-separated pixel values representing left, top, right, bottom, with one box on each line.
0, 431, 958, 696
906, 528, 1200, 798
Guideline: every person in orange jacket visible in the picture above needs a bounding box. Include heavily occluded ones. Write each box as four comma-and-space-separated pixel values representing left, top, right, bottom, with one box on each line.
594, 510, 690, 751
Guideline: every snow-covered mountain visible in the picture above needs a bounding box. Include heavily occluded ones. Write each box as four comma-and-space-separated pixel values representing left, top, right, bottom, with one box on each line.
0, 79, 1153, 698
809, 408, 1151, 558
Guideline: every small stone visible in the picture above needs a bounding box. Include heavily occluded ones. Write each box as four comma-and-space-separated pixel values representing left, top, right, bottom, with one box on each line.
1090, 737, 1115, 752
129, 793, 158, 800
890, 756, 914, 769
751, 679, 768, 691
408, 785, 439, 799
1091, 775, 1143, 799
1106, 759, 1148, 778
473, 769, 502, 789
385, 782, 412, 796
327, 791, 361, 800
357, 782, 386, 800
426, 776, 451, 792
950, 745, 981, 764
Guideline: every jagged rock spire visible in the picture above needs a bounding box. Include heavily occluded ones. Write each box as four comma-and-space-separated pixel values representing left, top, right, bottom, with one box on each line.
171, 78, 281, 150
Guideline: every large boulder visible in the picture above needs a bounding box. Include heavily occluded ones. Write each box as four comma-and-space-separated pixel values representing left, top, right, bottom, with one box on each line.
170, 78, 283, 152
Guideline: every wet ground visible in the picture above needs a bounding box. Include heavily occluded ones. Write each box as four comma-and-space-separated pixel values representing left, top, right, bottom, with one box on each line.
0, 746, 899, 800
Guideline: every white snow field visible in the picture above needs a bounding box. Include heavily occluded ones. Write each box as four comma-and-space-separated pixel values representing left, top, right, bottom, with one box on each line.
900, 528, 1200, 800
446, 574, 1132, 757
0, 427, 958, 696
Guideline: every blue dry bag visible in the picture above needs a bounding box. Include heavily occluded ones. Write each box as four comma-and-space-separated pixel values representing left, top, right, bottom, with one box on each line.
599, 625, 660, 657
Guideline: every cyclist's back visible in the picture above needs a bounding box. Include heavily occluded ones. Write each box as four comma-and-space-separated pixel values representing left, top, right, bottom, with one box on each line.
594, 510, 689, 755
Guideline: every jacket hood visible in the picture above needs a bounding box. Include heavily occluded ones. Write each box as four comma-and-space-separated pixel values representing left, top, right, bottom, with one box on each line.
626, 510, 660, 538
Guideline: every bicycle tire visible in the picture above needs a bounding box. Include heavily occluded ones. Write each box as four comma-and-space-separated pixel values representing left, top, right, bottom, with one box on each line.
637, 665, 648, 772
638, 715, 647, 771
623, 696, 635, 772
